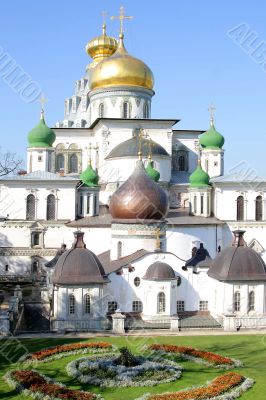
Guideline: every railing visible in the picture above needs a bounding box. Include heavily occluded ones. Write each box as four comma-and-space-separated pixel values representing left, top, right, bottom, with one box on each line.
125, 318, 171, 330
51, 318, 112, 332
0, 275, 33, 283
235, 316, 266, 328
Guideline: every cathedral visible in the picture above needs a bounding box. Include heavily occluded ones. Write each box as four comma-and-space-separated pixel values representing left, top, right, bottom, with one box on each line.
0, 8, 266, 335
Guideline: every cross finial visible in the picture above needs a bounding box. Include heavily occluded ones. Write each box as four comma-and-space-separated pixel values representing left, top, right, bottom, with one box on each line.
111, 5, 133, 36
208, 103, 216, 126
88, 142, 92, 165
148, 138, 155, 161
37, 94, 48, 119
138, 129, 144, 160
101, 11, 107, 34
155, 228, 161, 250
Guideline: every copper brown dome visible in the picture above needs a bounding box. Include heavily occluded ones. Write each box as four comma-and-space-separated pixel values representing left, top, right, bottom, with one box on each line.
143, 262, 176, 281
109, 160, 169, 220
208, 230, 266, 282
53, 231, 109, 285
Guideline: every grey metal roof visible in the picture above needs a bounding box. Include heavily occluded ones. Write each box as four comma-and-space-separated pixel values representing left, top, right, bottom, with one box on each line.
143, 262, 176, 281
106, 137, 169, 159
68, 208, 224, 228
208, 246, 266, 282
211, 173, 266, 184
1, 171, 79, 181
98, 249, 149, 274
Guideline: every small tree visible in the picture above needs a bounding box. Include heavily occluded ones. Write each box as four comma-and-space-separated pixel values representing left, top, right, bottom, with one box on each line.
0, 149, 23, 177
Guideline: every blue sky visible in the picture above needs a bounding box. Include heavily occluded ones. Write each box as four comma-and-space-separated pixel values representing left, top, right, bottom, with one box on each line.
1, 0, 266, 175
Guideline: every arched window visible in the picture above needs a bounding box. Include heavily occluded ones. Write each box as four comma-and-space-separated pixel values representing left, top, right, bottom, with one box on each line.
56, 154, 65, 172
99, 103, 104, 118
122, 101, 130, 118
178, 155, 186, 171
143, 103, 149, 118
84, 294, 91, 314
69, 153, 78, 173
234, 291, 240, 312
255, 196, 263, 221
46, 194, 56, 220
117, 241, 122, 258
69, 294, 76, 315
236, 196, 244, 221
32, 260, 38, 273
26, 194, 35, 220
32, 233, 40, 246
194, 196, 197, 213
248, 291, 255, 311
157, 292, 166, 313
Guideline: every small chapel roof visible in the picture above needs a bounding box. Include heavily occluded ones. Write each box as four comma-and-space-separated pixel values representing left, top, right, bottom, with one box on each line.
208, 230, 266, 282
53, 231, 109, 285
143, 262, 176, 281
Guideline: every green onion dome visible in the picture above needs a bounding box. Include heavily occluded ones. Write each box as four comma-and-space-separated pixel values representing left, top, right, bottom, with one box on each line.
80, 162, 99, 186
189, 161, 210, 187
199, 120, 224, 150
27, 112, 56, 148
145, 159, 160, 182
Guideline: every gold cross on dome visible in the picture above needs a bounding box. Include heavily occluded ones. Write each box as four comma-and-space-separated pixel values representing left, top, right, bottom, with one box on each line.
148, 138, 155, 160
38, 94, 48, 112
111, 6, 133, 35
155, 228, 161, 250
102, 10, 107, 25
208, 103, 216, 125
138, 128, 144, 160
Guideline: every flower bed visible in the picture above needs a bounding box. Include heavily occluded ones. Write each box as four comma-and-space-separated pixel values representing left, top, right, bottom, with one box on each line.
66, 353, 182, 388
20, 341, 113, 364
149, 344, 241, 368
136, 372, 254, 400
5, 369, 102, 400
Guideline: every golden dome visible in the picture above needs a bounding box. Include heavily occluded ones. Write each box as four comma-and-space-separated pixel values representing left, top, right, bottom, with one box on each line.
86, 24, 118, 69
90, 33, 154, 91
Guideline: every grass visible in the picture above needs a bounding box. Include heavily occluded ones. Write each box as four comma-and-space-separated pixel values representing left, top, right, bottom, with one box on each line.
0, 334, 265, 399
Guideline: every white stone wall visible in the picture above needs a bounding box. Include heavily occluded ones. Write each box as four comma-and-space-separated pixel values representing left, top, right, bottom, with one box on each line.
0, 183, 76, 221
201, 149, 224, 178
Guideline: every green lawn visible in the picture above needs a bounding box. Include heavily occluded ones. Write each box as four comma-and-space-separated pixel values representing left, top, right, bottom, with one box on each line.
0, 334, 265, 399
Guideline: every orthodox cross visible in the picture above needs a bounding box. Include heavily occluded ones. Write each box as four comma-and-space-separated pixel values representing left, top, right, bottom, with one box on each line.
88, 143, 92, 164
111, 6, 133, 36
148, 138, 155, 160
101, 11, 107, 34
138, 128, 145, 160
37, 94, 48, 118
155, 228, 161, 250
208, 103, 216, 126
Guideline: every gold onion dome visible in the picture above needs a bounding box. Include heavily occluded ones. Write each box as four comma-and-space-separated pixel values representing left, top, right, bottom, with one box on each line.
86, 24, 118, 69
90, 33, 154, 91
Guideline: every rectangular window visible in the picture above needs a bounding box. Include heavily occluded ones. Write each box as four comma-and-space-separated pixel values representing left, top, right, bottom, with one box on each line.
81, 95, 87, 111
132, 301, 143, 312
176, 300, 185, 312
87, 195, 90, 214
79, 196, 83, 215
199, 300, 208, 311
38, 155, 42, 162
72, 97, 77, 113
108, 301, 118, 313
200, 195, 204, 214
